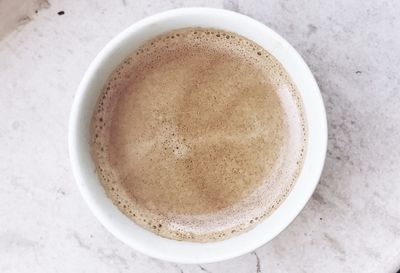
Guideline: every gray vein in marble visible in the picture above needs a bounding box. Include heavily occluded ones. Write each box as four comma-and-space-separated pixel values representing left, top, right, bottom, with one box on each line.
252, 252, 261, 273
323, 233, 346, 256
72, 232, 91, 251
198, 265, 212, 273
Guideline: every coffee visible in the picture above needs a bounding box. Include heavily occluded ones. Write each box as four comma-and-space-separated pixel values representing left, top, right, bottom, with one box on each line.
90, 28, 307, 242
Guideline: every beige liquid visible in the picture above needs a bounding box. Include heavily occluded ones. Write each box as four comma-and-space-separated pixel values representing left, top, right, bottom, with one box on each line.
90, 28, 307, 242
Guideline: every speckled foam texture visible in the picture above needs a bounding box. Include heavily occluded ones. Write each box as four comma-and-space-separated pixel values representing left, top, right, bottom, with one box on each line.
90, 27, 307, 242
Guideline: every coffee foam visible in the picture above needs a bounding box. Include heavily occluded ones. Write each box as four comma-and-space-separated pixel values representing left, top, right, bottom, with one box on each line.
90, 28, 307, 242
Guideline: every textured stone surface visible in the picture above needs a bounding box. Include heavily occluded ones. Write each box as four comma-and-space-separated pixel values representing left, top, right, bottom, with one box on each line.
0, 0, 399, 272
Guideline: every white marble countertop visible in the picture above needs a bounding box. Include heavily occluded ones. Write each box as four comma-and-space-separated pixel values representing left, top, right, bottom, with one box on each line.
1, 0, 399, 272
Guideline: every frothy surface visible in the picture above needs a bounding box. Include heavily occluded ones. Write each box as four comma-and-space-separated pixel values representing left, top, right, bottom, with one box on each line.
90, 28, 307, 242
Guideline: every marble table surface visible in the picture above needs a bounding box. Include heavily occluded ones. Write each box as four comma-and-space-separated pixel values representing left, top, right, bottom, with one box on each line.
1, 0, 399, 272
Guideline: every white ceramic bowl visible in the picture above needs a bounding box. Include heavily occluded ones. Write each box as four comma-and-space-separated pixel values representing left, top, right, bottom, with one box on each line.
69, 7, 327, 264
